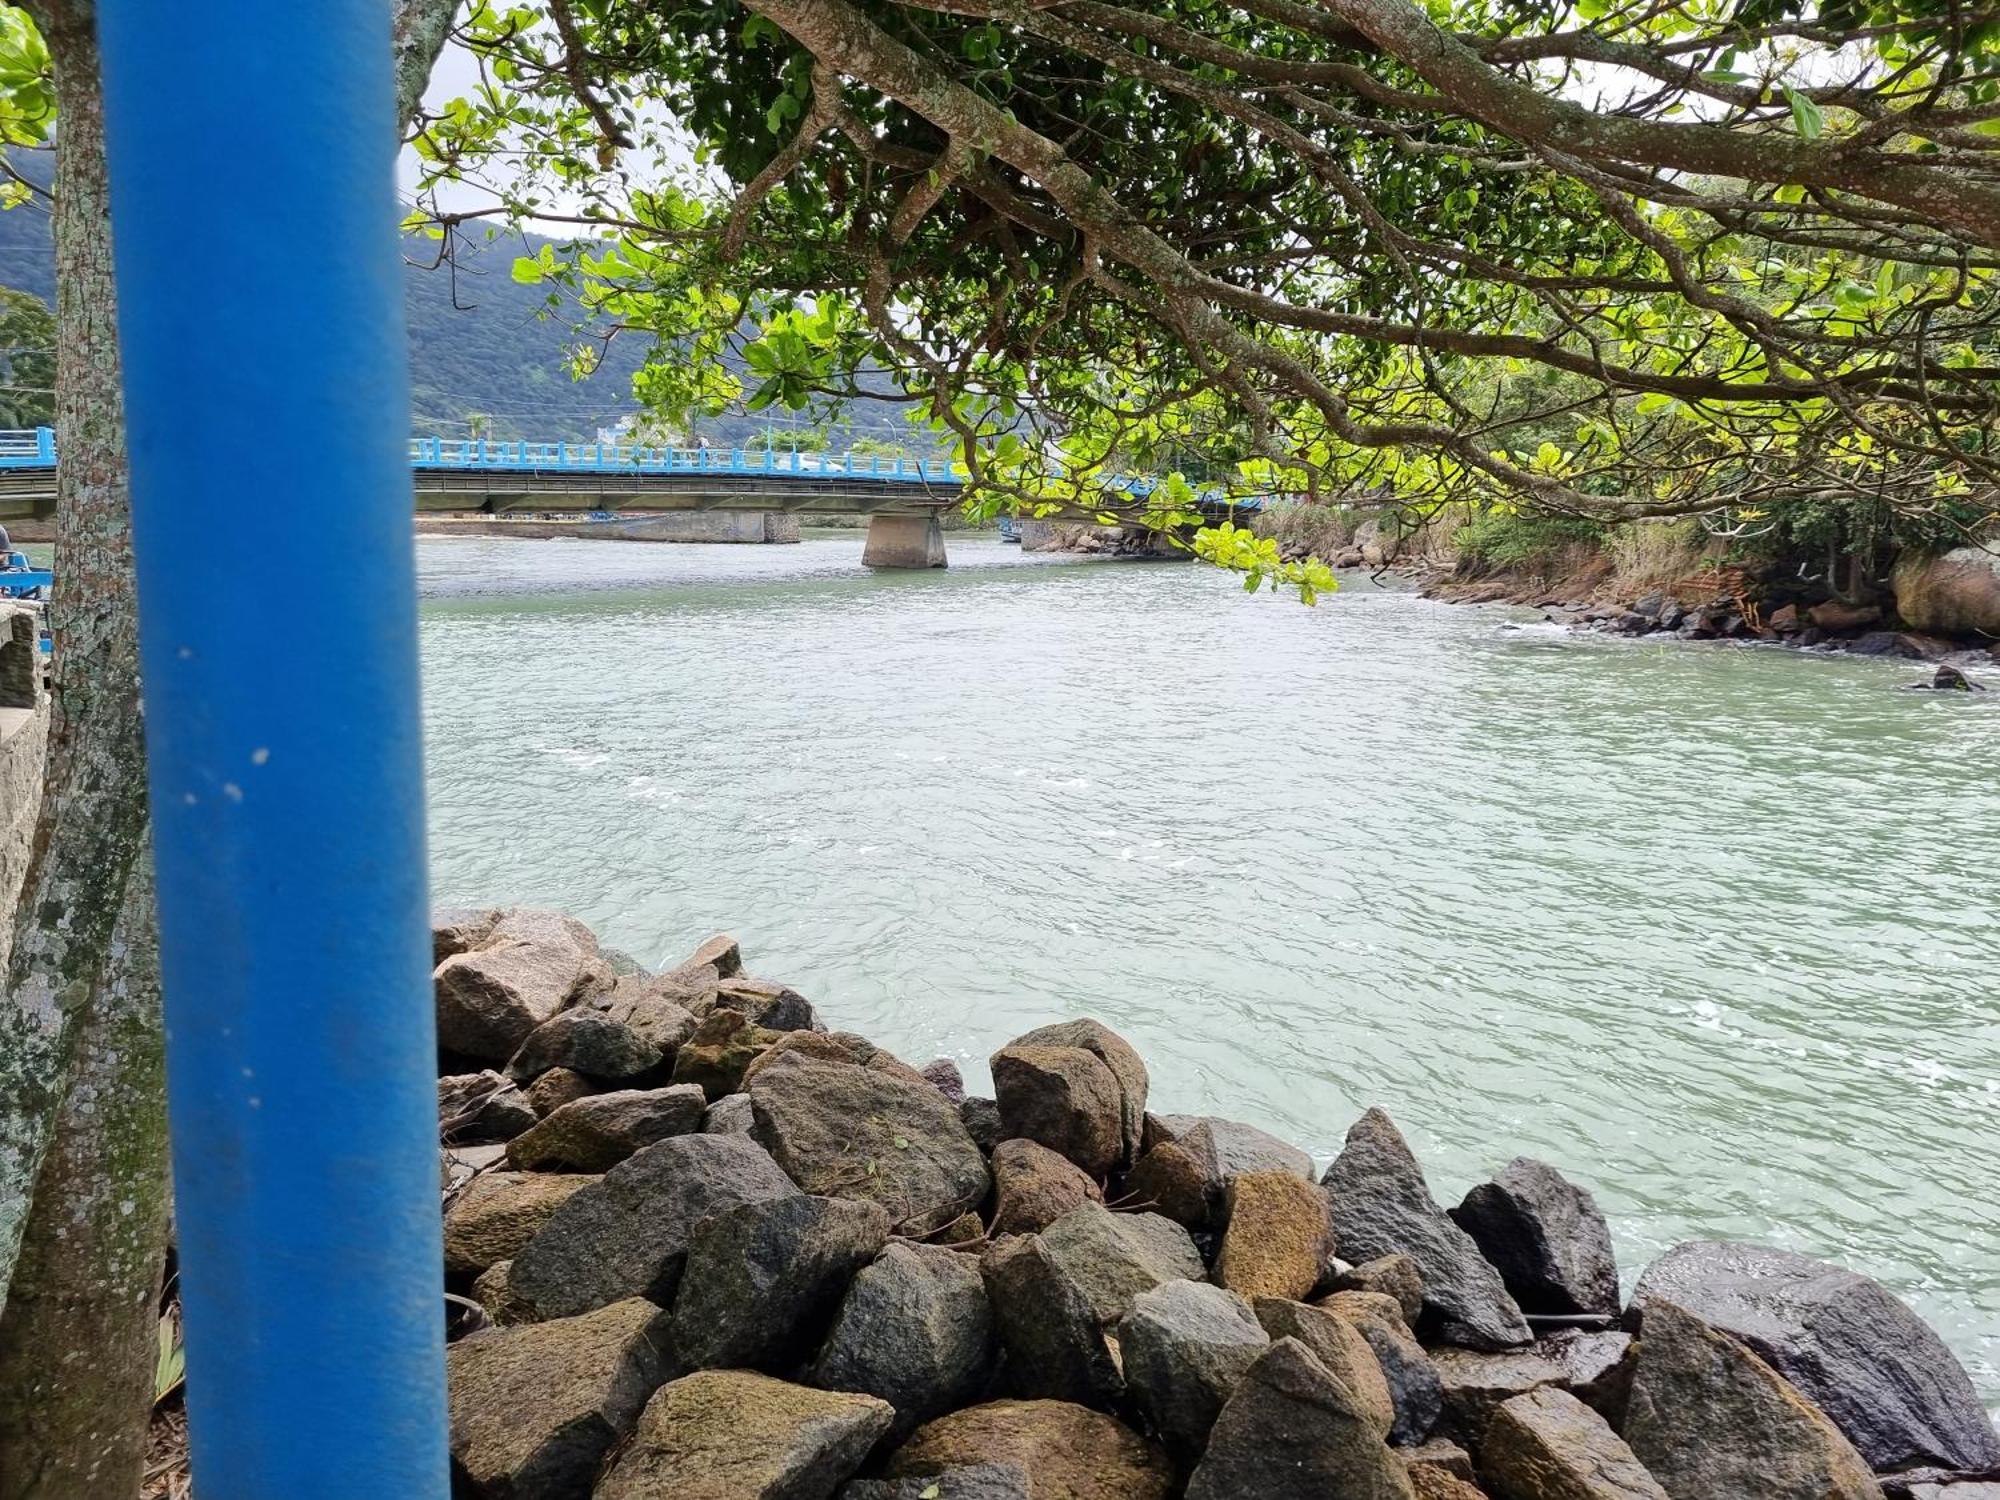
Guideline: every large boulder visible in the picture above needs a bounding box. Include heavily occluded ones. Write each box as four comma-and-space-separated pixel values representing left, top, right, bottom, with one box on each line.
506, 1009, 661, 1084
1185, 1337, 1415, 1500
1317, 1289, 1444, 1446
811, 1241, 996, 1437
990, 1020, 1148, 1176
713, 974, 820, 1031
1633, 1241, 2000, 1472
1253, 1296, 1395, 1438
989, 1138, 1103, 1236
671, 1194, 890, 1372
1481, 1386, 1668, 1500
1118, 1280, 1271, 1460
1892, 547, 2000, 635
597, 1370, 893, 1500
1126, 1116, 1315, 1228
505, 1084, 706, 1172
884, 1400, 1174, 1500
508, 1132, 800, 1318
750, 1051, 989, 1235
672, 1009, 784, 1100
447, 1297, 670, 1499
1624, 1299, 1884, 1500
1430, 1331, 1633, 1447
435, 909, 600, 1061
443, 1171, 596, 1276
981, 1234, 1125, 1407
1038, 1203, 1205, 1326
1214, 1170, 1336, 1301
1321, 1109, 1530, 1350
1450, 1159, 1620, 1318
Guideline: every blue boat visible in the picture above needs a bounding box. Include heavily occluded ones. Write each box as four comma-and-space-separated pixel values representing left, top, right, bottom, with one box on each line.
998, 515, 1021, 543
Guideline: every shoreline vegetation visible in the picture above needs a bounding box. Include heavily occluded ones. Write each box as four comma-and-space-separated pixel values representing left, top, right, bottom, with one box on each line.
405, 909, 2000, 1500
1255, 502, 2000, 668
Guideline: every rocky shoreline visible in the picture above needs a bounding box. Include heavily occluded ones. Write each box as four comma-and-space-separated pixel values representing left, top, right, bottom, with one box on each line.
434, 908, 2000, 1500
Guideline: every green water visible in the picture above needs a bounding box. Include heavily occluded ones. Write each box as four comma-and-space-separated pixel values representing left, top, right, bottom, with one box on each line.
418, 533, 2000, 1399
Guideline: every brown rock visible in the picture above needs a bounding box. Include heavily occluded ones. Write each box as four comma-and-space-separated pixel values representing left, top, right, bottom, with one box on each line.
1252, 1297, 1395, 1436
1333, 1254, 1427, 1324
443, 1171, 596, 1276
1481, 1386, 1668, 1500
991, 1020, 1148, 1175
433, 906, 502, 965
740, 1029, 859, 1089
1623, 1300, 1883, 1500
672, 1009, 784, 1100
1319, 1289, 1445, 1446
439, 1070, 538, 1145
1808, 598, 1882, 632
990, 1138, 1103, 1236
680, 932, 742, 978
505, 1085, 706, 1172
1405, 1438, 1476, 1483
1432, 1332, 1634, 1447
1215, 1171, 1335, 1301
885, 1400, 1174, 1500
597, 1370, 892, 1500
1413, 1471, 1491, 1500
523, 1067, 594, 1118
447, 1297, 669, 1499
436, 919, 597, 1063
469, 1260, 536, 1327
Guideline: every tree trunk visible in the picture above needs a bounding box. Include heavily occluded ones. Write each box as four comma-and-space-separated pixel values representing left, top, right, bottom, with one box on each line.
0, 849, 163, 1500
0, 0, 149, 1320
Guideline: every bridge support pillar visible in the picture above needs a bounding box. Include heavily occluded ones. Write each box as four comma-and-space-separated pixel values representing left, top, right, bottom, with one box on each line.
863, 512, 948, 569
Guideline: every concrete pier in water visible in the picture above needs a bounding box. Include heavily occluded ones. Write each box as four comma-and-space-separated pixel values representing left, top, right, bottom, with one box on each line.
863, 513, 948, 569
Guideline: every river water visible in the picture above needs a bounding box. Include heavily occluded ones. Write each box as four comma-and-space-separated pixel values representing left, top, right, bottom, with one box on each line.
418, 533, 2000, 1399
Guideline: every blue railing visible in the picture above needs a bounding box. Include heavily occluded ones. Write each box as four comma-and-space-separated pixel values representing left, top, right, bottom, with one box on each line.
3, 426, 1257, 507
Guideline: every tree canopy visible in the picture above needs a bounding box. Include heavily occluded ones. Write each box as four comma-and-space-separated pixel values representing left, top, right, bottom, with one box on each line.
411, 0, 2000, 572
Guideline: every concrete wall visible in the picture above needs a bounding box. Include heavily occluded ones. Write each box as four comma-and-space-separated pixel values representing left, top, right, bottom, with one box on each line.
579, 511, 802, 544
0, 604, 47, 974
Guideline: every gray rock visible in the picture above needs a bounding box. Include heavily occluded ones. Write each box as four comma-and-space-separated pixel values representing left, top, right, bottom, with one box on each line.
1451, 1158, 1621, 1317
447, 1297, 670, 1499
672, 1008, 784, 1100
439, 1070, 538, 1144
508, 1132, 800, 1317
435, 910, 600, 1062
960, 1096, 1003, 1154
1482, 1386, 1668, 1500
598, 1370, 892, 1500
505, 1084, 706, 1172
1430, 1331, 1634, 1447
1633, 1240, 2000, 1473
433, 906, 501, 965
1252, 1296, 1394, 1437
989, 1137, 1103, 1236
672, 1194, 890, 1373
506, 1009, 660, 1084
1185, 1337, 1415, 1500
1321, 1109, 1530, 1349
1317, 1289, 1444, 1446
750, 1051, 989, 1235
1119, 1280, 1270, 1460
701, 1092, 754, 1134
980, 1234, 1123, 1407
842, 1467, 1031, 1500
990, 1019, 1148, 1176
812, 1241, 996, 1437
1624, 1299, 1883, 1500
1038, 1202, 1205, 1326
714, 974, 820, 1032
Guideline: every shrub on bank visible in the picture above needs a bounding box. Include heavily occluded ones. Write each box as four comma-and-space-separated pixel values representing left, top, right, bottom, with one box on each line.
1453, 511, 1607, 576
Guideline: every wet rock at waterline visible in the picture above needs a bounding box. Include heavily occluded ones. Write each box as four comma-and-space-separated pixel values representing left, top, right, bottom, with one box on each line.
1430, 1331, 1635, 1447
1323, 1108, 1532, 1350
1634, 1241, 2000, 1472
507, 1132, 801, 1318
1623, 1299, 1885, 1500
991, 1018, 1149, 1176
435, 909, 602, 1061
1450, 1158, 1621, 1318
596, 1369, 893, 1500
1314, 1288, 1445, 1445
1128, 1114, 1316, 1228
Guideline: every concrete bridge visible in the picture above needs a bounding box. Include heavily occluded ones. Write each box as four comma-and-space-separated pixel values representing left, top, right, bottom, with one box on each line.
0, 428, 1253, 568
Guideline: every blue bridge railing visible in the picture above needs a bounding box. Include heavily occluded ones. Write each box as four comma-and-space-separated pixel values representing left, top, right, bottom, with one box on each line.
2, 426, 1257, 507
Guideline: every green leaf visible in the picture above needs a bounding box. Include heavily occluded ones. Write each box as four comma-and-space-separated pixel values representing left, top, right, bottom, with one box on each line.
1786, 88, 1824, 141
510, 258, 544, 285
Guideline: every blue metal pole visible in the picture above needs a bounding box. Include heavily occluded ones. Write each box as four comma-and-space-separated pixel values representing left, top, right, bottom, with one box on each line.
35, 426, 54, 463
96, 5, 448, 1497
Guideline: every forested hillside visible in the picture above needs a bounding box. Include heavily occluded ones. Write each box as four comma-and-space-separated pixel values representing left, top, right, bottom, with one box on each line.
0, 150, 922, 447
